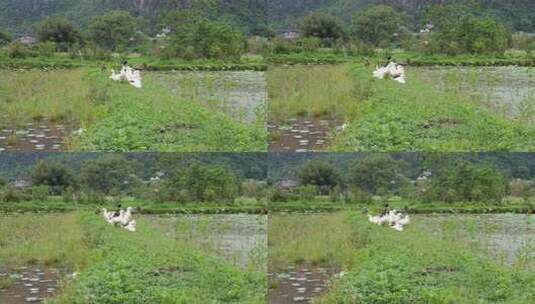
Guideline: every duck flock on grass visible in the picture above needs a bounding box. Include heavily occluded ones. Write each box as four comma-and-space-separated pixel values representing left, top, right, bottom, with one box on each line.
102, 207, 137, 232
373, 61, 406, 84
368, 209, 411, 231
110, 63, 143, 88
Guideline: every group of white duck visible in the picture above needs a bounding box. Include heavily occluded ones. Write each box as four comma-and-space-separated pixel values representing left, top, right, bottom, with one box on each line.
102, 207, 137, 232
373, 61, 406, 84
368, 209, 411, 231
110, 64, 142, 88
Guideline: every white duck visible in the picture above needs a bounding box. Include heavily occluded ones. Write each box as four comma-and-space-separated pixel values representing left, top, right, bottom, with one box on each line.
368, 209, 410, 231
373, 62, 406, 84
110, 65, 142, 88
101, 207, 137, 232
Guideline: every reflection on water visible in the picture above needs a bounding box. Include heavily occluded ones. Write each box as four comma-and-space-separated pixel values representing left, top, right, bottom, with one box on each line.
414, 214, 535, 265
146, 214, 267, 271
413, 66, 534, 120
151, 71, 267, 124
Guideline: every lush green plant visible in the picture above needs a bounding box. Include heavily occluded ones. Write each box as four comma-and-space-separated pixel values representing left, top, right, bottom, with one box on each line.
348, 155, 408, 195
429, 160, 508, 203
0, 30, 12, 46
87, 10, 139, 51
5, 41, 33, 58
163, 163, 239, 203
298, 12, 346, 47
426, 4, 511, 55
167, 20, 245, 60
298, 159, 342, 195
31, 160, 75, 195
352, 5, 408, 48
35, 16, 81, 51
80, 155, 140, 195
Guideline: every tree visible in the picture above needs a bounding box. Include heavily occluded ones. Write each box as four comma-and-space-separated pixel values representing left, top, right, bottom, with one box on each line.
429, 161, 508, 203
348, 155, 408, 195
31, 161, 74, 195
0, 30, 12, 46
163, 163, 238, 203
35, 17, 81, 51
298, 159, 342, 195
168, 20, 245, 60
299, 12, 346, 46
426, 4, 511, 55
80, 155, 139, 195
87, 10, 139, 51
352, 5, 408, 47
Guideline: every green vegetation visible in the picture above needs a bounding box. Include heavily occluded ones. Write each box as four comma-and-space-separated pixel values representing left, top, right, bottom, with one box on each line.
317, 213, 535, 303
267, 64, 360, 122
0, 213, 265, 303
332, 66, 535, 152
352, 5, 407, 48
0, 68, 266, 151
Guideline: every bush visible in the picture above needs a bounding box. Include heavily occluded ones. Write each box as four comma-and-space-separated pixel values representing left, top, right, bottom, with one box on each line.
31, 185, 50, 201
162, 163, 238, 203
0, 186, 28, 203
298, 159, 342, 195
0, 30, 12, 46
429, 161, 508, 203
294, 185, 318, 201
31, 161, 75, 195
80, 155, 139, 196
36, 16, 81, 51
348, 155, 408, 196
352, 5, 407, 48
299, 12, 346, 47
36, 41, 57, 57
269, 186, 289, 203
6, 42, 33, 59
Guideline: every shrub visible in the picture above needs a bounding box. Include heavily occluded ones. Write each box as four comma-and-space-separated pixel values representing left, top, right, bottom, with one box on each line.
6, 42, 33, 58
299, 12, 346, 47
31, 185, 50, 201
352, 5, 408, 48
80, 155, 139, 196
298, 159, 342, 195
35, 16, 81, 51
36, 41, 57, 57
31, 161, 75, 195
348, 155, 408, 196
0, 186, 28, 203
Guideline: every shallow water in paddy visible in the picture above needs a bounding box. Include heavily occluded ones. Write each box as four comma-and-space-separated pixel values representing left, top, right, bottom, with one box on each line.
152, 71, 267, 124
413, 66, 535, 120
146, 214, 267, 271
413, 213, 535, 265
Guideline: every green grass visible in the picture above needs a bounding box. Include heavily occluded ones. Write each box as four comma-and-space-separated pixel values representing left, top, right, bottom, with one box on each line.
332, 66, 535, 152
0, 213, 266, 303
268, 213, 357, 271
0, 68, 267, 151
317, 213, 535, 303
0, 69, 105, 128
0, 199, 268, 215
267, 64, 363, 122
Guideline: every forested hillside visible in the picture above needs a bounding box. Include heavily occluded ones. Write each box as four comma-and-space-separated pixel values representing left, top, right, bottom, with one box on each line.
0, 0, 533, 36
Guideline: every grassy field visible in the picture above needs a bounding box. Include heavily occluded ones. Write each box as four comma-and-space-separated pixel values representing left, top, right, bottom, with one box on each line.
0, 213, 266, 303
332, 66, 535, 152
269, 212, 535, 303
267, 64, 362, 123
0, 68, 267, 152
317, 213, 535, 303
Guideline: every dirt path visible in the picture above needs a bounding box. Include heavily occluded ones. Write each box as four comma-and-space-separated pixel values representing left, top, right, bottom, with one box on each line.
269, 264, 341, 303
0, 121, 77, 152
0, 265, 66, 303
268, 118, 344, 152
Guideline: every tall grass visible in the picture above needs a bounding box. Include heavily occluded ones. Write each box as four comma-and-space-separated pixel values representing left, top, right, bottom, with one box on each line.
0, 213, 92, 270
268, 213, 358, 270
0, 69, 105, 128
267, 65, 366, 123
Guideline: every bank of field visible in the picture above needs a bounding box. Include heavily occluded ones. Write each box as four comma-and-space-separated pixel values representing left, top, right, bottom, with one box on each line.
0, 68, 266, 152
269, 212, 535, 303
267, 64, 535, 152
0, 213, 265, 303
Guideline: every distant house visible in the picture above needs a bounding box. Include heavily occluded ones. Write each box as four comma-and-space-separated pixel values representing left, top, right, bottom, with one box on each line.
281, 30, 300, 41
279, 178, 298, 190
13, 179, 31, 188
17, 35, 36, 45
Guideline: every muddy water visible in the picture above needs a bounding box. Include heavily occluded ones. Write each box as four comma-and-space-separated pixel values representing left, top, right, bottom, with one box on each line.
0, 266, 67, 304
268, 117, 344, 152
146, 214, 267, 270
269, 265, 342, 303
413, 66, 534, 120
152, 71, 267, 124
413, 214, 535, 265
0, 121, 77, 152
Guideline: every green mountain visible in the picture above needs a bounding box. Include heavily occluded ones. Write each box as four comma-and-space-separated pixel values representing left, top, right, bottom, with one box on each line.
0, 0, 533, 36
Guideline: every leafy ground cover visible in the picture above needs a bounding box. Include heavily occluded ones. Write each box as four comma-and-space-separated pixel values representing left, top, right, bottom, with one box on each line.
317, 213, 535, 303
0, 212, 266, 303
332, 66, 535, 152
